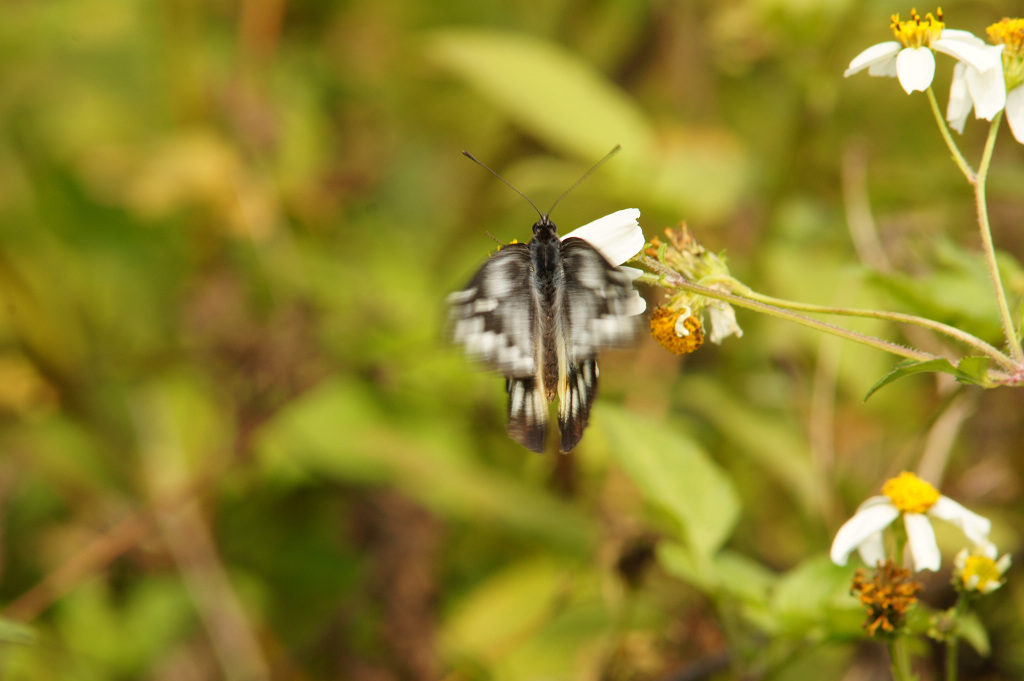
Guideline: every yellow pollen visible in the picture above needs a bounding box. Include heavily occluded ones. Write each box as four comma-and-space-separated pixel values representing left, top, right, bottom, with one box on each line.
882, 471, 940, 514
891, 8, 945, 49
650, 305, 704, 355
961, 554, 1002, 591
987, 18, 1024, 54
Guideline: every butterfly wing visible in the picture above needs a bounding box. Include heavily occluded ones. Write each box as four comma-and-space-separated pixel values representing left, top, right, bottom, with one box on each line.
447, 244, 549, 452
556, 237, 641, 452
447, 243, 539, 378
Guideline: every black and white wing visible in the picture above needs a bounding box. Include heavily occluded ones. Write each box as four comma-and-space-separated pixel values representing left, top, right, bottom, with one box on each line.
556, 237, 641, 452
447, 245, 549, 452
447, 244, 538, 378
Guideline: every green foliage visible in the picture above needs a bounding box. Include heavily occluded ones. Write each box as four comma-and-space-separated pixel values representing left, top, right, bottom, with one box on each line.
865, 357, 994, 400
1, 0, 1022, 679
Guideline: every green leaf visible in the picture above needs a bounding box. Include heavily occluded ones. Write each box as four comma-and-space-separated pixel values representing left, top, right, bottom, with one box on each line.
597, 405, 740, 560
864, 357, 993, 400
957, 610, 991, 657
674, 376, 827, 518
425, 29, 655, 163
255, 379, 595, 551
771, 556, 861, 638
0, 618, 34, 645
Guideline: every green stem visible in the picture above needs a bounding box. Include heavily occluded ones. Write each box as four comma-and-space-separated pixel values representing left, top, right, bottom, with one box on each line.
973, 112, 1023, 365
889, 637, 917, 681
945, 594, 971, 681
926, 87, 976, 183
635, 257, 937, 364
946, 633, 958, 681
739, 290, 1015, 370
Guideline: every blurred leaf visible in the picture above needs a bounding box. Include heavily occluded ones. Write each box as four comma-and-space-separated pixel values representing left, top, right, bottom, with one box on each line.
864, 356, 993, 400
958, 610, 991, 657
53, 578, 193, 677
771, 555, 861, 639
675, 375, 827, 518
0, 618, 34, 645
598, 404, 740, 560
659, 541, 776, 606
866, 239, 1022, 342
441, 557, 614, 680
425, 29, 655, 163
426, 28, 749, 221
256, 378, 595, 550
441, 557, 572, 660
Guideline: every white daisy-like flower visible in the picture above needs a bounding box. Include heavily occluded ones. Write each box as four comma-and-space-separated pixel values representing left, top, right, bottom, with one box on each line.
953, 544, 1011, 594
562, 208, 647, 314
830, 471, 992, 572
845, 9, 1003, 95
949, 18, 1024, 144
946, 47, 1008, 133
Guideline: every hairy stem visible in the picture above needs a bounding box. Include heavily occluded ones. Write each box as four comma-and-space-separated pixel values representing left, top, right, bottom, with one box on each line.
974, 112, 1023, 364
927, 87, 976, 183
739, 290, 1014, 369
635, 258, 937, 364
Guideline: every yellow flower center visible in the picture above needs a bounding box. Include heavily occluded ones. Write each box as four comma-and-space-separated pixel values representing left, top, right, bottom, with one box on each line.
988, 18, 1024, 91
891, 8, 945, 49
882, 471, 940, 514
650, 305, 705, 355
961, 554, 1002, 592
988, 18, 1024, 54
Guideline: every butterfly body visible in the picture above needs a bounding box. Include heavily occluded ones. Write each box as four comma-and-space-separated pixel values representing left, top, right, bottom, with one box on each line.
448, 213, 639, 453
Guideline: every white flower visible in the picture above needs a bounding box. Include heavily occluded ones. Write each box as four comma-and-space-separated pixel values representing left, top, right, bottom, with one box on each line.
951, 18, 1024, 144
561, 208, 645, 266
562, 208, 647, 314
845, 10, 1003, 95
1005, 86, 1024, 143
830, 471, 992, 572
946, 46, 1008, 133
954, 545, 1011, 594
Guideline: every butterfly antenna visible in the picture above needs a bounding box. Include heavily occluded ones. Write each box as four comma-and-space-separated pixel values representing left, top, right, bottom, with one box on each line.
546, 144, 620, 216
462, 150, 544, 220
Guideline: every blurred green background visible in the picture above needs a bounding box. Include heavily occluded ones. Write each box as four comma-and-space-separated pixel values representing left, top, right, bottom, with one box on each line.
1, 0, 1023, 679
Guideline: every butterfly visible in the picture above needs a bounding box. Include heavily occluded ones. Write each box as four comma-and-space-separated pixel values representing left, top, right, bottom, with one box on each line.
447, 150, 644, 453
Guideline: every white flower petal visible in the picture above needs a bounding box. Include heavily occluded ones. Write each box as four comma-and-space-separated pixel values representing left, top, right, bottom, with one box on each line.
934, 38, 1003, 74
904, 513, 941, 571
830, 498, 899, 566
707, 301, 742, 344
561, 208, 644, 266
978, 541, 998, 559
1006, 87, 1024, 144
896, 47, 936, 93
946, 63, 972, 133
845, 41, 901, 78
937, 29, 988, 48
964, 48, 1008, 120
929, 496, 992, 545
856, 531, 887, 568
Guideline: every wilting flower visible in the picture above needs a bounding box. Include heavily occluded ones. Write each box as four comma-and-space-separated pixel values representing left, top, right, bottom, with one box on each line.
649, 304, 705, 355
646, 225, 743, 350
851, 559, 923, 637
831, 471, 992, 572
845, 9, 1003, 94
954, 544, 1011, 594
